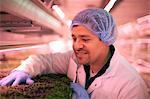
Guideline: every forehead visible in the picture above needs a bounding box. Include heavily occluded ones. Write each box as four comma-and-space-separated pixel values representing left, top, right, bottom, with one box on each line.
71, 25, 97, 38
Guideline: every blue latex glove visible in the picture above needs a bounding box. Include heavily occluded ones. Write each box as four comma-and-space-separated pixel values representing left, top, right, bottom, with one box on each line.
0, 70, 34, 86
70, 83, 90, 99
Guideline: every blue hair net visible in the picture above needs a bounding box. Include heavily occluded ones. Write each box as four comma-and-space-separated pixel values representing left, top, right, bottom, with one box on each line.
71, 8, 117, 45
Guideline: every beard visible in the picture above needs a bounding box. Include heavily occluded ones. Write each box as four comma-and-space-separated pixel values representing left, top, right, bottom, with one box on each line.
74, 50, 89, 65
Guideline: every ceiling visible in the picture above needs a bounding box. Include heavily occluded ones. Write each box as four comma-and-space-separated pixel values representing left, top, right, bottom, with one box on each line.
0, 0, 150, 50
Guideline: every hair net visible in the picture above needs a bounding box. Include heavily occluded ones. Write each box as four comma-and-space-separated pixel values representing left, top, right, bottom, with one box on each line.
70, 8, 117, 45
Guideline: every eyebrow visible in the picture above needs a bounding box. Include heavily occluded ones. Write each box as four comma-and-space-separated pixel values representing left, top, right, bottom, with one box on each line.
71, 34, 90, 38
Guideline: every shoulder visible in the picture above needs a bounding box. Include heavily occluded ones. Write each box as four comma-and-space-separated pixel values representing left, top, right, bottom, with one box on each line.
109, 49, 146, 88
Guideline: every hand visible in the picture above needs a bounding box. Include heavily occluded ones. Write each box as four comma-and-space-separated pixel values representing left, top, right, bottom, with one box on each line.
70, 82, 90, 99
0, 70, 34, 86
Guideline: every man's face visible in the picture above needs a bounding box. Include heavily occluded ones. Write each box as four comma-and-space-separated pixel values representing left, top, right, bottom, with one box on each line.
72, 25, 108, 65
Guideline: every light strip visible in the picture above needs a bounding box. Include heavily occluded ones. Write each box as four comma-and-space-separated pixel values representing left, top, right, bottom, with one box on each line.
104, 0, 117, 12
0, 44, 48, 53
52, 5, 65, 19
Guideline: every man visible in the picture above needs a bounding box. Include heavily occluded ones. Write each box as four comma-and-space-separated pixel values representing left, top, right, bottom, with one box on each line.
0, 8, 149, 99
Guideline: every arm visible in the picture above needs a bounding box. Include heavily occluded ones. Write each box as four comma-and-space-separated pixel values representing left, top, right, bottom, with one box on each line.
14, 51, 73, 77
0, 51, 73, 86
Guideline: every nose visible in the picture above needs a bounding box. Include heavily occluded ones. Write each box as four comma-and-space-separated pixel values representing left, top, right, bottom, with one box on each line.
73, 40, 84, 50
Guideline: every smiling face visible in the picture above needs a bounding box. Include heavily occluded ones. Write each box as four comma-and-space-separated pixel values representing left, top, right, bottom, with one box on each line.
72, 25, 109, 65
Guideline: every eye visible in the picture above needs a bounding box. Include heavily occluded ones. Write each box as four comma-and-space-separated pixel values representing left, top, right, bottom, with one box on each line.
82, 38, 90, 42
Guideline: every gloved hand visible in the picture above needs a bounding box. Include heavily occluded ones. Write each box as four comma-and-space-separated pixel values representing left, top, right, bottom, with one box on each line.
0, 70, 34, 86
70, 82, 90, 99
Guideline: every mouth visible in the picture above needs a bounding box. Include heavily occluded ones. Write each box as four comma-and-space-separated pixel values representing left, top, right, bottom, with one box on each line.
75, 51, 88, 57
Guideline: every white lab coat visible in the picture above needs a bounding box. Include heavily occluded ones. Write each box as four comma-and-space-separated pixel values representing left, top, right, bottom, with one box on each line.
14, 48, 149, 99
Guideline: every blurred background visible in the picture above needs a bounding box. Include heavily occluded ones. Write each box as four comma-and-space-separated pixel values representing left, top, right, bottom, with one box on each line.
0, 0, 150, 93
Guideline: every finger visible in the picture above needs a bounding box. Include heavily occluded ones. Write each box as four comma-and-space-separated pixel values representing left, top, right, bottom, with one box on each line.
71, 84, 79, 95
70, 82, 77, 88
12, 77, 21, 86
26, 78, 34, 85
71, 83, 80, 91
0, 77, 8, 85
1, 77, 15, 86
70, 83, 77, 89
